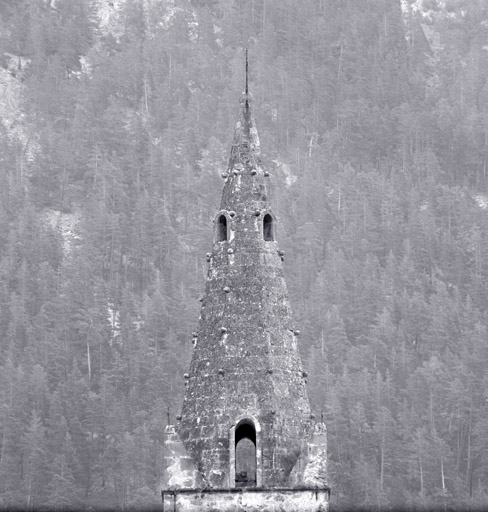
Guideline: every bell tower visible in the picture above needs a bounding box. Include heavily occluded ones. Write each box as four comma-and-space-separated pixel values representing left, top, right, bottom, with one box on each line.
162, 55, 329, 511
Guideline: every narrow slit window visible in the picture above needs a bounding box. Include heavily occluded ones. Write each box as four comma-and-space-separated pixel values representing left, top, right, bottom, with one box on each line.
235, 420, 257, 487
263, 214, 274, 241
217, 215, 228, 242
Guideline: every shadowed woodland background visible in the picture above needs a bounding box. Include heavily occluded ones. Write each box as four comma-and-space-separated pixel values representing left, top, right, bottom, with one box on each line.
1, 0, 488, 509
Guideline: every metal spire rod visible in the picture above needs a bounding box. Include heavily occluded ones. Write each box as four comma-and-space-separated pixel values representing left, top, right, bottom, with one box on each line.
245, 48, 249, 96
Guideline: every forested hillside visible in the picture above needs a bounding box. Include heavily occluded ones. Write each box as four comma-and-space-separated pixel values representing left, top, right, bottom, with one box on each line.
1, 0, 488, 509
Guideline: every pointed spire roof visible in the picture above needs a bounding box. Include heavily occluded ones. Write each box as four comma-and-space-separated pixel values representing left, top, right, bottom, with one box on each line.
227, 50, 261, 172
227, 92, 261, 171
178, 58, 314, 489
220, 53, 267, 213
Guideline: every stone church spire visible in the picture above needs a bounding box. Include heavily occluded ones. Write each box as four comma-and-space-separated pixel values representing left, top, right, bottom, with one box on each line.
162, 58, 328, 511
178, 85, 313, 488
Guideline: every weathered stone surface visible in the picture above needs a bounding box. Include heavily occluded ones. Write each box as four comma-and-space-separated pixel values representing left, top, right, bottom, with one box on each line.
178, 94, 313, 488
161, 488, 330, 512
163, 426, 204, 489
289, 423, 328, 488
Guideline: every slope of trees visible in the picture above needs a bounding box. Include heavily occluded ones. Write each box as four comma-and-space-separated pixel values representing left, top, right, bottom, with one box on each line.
1, 0, 488, 509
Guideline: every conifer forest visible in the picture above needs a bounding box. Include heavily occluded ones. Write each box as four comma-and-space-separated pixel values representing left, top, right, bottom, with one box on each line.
1, 0, 488, 510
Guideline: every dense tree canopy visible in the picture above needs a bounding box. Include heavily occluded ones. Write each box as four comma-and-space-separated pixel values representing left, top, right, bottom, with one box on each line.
1, 0, 488, 509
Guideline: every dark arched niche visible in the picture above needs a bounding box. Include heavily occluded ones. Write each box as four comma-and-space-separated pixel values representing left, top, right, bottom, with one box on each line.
216, 214, 228, 242
235, 419, 257, 487
263, 214, 274, 241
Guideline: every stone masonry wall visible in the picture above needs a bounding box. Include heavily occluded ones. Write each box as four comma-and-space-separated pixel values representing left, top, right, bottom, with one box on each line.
162, 488, 329, 512
289, 423, 328, 488
162, 425, 203, 489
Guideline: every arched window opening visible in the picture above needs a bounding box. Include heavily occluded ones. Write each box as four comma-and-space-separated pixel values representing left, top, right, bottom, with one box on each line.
217, 215, 228, 242
235, 420, 257, 487
263, 214, 274, 241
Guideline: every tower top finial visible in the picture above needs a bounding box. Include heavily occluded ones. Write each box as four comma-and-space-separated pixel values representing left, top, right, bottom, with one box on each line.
240, 48, 252, 110
245, 48, 249, 96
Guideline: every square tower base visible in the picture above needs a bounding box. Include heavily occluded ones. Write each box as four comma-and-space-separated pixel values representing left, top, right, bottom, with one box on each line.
161, 487, 329, 512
